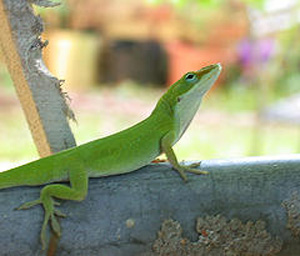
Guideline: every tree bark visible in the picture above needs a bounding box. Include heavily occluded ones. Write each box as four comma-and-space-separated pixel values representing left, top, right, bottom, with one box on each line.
0, 0, 76, 157
0, 156, 299, 255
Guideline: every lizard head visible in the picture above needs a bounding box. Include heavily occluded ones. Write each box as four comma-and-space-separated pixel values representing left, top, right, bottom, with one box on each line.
164, 63, 222, 143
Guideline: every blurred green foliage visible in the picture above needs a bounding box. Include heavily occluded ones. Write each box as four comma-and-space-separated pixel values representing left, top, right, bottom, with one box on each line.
148, 0, 264, 8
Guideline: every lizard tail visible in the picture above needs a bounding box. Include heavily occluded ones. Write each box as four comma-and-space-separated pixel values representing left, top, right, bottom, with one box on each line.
0, 156, 66, 189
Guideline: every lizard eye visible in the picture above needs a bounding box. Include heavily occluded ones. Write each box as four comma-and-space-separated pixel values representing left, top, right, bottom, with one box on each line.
185, 73, 197, 82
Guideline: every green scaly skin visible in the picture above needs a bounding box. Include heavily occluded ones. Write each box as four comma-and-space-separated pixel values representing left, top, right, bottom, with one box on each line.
0, 63, 221, 249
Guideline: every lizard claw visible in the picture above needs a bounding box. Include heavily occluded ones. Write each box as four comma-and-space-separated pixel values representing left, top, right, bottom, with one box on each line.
54, 209, 67, 218
187, 161, 201, 168
174, 161, 208, 182
185, 161, 208, 175
16, 199, 42, 210
53, 200, 61, 206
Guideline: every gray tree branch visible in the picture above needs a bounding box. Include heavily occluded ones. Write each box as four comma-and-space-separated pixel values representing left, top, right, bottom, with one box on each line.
0, 156, 299, 255
0, 0, 76, 157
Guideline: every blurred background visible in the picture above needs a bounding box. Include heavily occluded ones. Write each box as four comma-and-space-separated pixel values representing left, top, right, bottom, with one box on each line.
0, 0, 299, 169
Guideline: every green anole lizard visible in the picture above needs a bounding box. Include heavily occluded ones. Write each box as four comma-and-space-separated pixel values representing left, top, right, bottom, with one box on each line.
0, 63, 221, 249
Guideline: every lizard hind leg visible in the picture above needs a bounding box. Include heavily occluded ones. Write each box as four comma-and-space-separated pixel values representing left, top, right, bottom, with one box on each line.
17, 184, 69, 249
17, 163, 88, 250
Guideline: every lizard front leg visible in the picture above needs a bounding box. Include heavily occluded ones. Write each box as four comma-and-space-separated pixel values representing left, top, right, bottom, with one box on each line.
17, 162, 88, 249
161, 132, 208, 182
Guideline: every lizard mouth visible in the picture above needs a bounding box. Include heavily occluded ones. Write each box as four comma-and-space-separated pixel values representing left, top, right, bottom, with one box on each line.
196, 63, 222, 79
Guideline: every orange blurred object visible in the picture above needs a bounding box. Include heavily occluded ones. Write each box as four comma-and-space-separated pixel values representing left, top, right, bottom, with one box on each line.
164, 41, 236, 85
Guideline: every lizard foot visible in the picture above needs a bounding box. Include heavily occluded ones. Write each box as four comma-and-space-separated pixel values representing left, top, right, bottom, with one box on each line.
185, 161, 208, 175
17, 198, 66, 249
175, 161, 208, 182
40, 198, 66, 249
